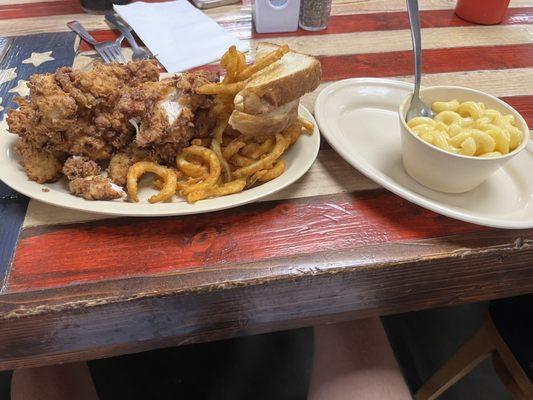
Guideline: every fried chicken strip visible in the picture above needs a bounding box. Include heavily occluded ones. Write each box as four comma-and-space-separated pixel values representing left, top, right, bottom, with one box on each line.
7, 60, 160, 161
69, 176, 125, 201
62, 156, 101, 181
119, 71, 218, 164
15, 138, 65, 183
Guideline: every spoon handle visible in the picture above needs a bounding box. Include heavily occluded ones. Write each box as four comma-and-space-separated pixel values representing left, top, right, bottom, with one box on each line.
406, 0, 422, 99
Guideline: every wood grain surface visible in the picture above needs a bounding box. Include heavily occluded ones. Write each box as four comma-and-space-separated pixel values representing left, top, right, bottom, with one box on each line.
0, 32, 77, 285
0, 0, 532, 369
1, 229, 532, 371
76, 7, 533, 50
8, 190, 488, 292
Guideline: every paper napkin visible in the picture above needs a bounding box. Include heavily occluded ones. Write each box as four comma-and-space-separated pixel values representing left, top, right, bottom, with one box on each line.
114, 0, 248, 72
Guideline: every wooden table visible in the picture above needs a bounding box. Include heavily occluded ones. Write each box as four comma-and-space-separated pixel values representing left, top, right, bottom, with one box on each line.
0, 0, 532, 371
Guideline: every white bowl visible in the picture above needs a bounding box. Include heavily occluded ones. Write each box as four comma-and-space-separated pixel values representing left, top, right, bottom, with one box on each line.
398, 86, 530, 193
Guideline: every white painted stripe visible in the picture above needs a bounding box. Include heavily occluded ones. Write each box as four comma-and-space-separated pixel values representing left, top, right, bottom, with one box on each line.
301, 68, 533, 111
0, 14, 107, 37
22, 149, 379, 227
258, 25, 533, 57
1, 7, 532, 43
3, 13, 531, 61
331, 0, 533, 15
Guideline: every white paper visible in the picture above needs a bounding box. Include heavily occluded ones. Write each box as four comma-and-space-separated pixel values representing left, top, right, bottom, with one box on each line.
114, 0, 248, 73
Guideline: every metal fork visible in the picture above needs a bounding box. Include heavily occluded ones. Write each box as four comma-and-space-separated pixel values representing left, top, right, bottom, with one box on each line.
68, 20, 126, 64
105, 13, 150, 61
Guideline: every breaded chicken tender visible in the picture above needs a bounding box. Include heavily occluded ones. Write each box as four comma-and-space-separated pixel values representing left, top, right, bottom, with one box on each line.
119, 71, 217, 164
7, 60, 160, 165
15, 138, 65, 183
7, 61, 218, 200
69, 176, 125, 201
107, 145, 152, 186
62, 156, 101, 181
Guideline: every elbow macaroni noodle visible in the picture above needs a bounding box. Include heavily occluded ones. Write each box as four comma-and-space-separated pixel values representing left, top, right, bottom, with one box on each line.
407, 100, 524, 157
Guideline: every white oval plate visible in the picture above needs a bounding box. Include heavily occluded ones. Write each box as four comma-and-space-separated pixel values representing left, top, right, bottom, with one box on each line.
0, 105, 320, 217
315, 78, 533, 229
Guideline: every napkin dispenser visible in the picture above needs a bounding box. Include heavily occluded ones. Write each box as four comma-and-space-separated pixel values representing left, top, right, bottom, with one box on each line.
253, 0, 301, 33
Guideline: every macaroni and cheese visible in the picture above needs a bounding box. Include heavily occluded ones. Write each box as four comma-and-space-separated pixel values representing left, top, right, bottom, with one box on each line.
407, 100, 523, 157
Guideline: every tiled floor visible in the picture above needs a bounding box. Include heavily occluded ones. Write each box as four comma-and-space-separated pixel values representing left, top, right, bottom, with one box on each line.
0, 302, 512, 399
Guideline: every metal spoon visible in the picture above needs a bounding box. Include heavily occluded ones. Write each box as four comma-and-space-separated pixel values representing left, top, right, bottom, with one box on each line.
405, 0, 434, 121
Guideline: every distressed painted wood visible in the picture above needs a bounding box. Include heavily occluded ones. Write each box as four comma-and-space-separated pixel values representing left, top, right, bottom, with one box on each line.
0, 32, 76, 284
7, 190, 488, 292
75, 24, 533, 57
259, 25, 533, 57
500, 96, 533, 126
330, 0, 533, 15
319, 44, 533, 81
76, 7, 533, 50
0, 0, 83, 20
1, 229, 533, 371
0, 0, 531, 370
1, 1, 532, 37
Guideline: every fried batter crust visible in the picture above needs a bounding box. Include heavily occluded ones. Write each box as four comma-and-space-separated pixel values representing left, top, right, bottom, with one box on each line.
62, 156, 101, 181
119, 71, 218, 161
69, 176, 124, 201
7, 62, 219, 194
15, 138, 64, 183
7, 60, 159, 163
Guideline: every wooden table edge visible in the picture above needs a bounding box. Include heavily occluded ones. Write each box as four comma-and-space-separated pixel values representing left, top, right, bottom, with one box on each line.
0, 228, 532, 370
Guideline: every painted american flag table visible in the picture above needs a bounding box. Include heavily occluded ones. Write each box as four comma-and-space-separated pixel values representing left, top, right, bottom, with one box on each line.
0, 0, 532, 370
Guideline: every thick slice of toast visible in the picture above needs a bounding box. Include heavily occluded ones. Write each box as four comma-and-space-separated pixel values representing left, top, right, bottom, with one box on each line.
229, 99, 299, 135
233, 43, 321, 115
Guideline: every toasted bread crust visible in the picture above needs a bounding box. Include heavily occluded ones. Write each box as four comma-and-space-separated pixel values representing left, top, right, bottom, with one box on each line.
234, 56, 322, 115
229, 103, 299, 135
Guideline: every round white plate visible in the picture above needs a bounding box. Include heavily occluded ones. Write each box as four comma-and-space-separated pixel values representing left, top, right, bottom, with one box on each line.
0, 105, 320, 217
315, 78, 533, 229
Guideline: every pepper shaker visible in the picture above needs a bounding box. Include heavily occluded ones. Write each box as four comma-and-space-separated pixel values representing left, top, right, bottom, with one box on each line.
253, 0, 301, 34
299, 0, 333, 31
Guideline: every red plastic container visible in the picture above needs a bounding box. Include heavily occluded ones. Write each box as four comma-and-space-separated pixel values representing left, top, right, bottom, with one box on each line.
455, 0, 510, 25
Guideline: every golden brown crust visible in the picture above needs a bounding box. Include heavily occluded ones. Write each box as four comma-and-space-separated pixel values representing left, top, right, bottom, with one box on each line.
69, 176, 124, 201
234, 48, 322, 115
62, 156, 101, 181
7, 60, 159, 161
108, 152, 136, 187
7, 62, 218, 196
15, 138, 64, 183
107, 145, 157, 186
119, 71, 217, 157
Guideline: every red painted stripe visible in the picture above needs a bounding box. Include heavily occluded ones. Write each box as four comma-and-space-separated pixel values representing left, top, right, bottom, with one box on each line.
253, 8, 533, 39
81, 40, 533, 86
319, 44, 533, 81
79, 30, 122, 51
78, 7, 533, 51
0, 0, 170, 20
501, 96, 533, 127
78, 29, 134, 50
8, 191, 486, 293
0, 0, 83, 20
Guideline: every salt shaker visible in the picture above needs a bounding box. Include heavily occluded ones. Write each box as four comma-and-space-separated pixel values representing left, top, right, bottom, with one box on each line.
299, 0, 333, 31
253, 0, 301, 33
